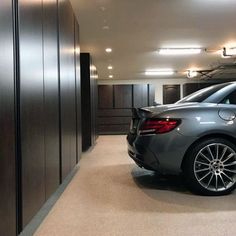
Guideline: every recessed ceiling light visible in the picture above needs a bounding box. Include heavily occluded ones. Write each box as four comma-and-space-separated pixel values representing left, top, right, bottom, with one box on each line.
109, 75, 113, 78
145, 69, 174, 76
158, 48, 202, 55
102, 26, 110, 30
105, 48, 112, 53
108, 66, 113, 70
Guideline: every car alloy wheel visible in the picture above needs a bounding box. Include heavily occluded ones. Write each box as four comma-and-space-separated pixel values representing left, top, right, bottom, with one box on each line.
194, 143, 236, 192
183, 138, 236, 195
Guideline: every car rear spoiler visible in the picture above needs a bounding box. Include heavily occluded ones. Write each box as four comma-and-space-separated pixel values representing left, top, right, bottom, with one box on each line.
132, 107, 153, 119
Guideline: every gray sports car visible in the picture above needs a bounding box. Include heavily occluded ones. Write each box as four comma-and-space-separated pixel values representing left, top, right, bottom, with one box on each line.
127, 82, 236, 195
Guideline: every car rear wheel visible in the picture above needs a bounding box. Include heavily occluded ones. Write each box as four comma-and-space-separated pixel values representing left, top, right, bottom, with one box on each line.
183, 138, 236, 196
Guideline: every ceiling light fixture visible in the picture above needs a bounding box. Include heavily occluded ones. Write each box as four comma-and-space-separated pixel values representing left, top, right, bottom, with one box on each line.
222, 47, 236, 57
105, 48, 112, 53
108, 66, 113, 70
187, 70, 198, 78
145, 69, 174, 76
159, 48, 202, 55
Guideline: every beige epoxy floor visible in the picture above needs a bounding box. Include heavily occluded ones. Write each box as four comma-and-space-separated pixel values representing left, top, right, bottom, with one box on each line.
35, 135, 236, 236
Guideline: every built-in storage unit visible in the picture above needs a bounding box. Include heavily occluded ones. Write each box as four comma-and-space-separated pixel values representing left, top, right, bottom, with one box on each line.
58, 0, 77, 182
0, 0, 82, 235
81, 53, 98, 151
19, 0, 47, 227
0, 1, 17, 235
182, 82, 218, 97
74, 21, 82, 163
163, 84, 181, 104
98, 84, 155, 134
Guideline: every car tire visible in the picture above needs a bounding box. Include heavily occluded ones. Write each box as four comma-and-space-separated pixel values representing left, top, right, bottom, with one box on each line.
183, 138, 236, 196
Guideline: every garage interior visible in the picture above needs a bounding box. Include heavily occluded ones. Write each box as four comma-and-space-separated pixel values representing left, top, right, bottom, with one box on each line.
1, 0, 236, 236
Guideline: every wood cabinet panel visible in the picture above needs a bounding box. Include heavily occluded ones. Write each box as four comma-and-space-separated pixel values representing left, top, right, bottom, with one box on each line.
114, 85, 132, 108
98, 85, 113, 109
74, 21, 82, 163
98, 116, 131, 125
81, 53, 98, 151
58, 0, 77, 180
148, 84, 155, 106
98, 125, 130, 134
98, 84, 155, 134
133, 84, 148, 108
43, 0, 60, 201
0, 0, 16, 235
19, 0, 45, 227
98, 109, 132, 117
163, 84, 180, 104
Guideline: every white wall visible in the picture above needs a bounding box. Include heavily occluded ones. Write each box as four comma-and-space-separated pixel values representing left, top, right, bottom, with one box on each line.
98, 78, 218, 104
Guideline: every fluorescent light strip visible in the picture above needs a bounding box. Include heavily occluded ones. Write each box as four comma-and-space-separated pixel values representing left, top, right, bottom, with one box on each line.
222, 47, 236, 57
159, 48, 202, 55
145, 70, 174, 76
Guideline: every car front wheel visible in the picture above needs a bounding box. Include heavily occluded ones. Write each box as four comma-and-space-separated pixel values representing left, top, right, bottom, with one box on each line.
183, 138, 236, 196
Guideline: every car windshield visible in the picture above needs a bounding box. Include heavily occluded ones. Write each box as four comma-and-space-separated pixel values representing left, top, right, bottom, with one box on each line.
176, 83, 229, 104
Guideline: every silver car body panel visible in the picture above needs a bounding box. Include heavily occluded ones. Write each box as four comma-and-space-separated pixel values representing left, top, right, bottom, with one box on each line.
127, 82, 236, 174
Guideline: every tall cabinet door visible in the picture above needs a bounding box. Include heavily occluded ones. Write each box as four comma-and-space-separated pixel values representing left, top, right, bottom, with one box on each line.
0, 0, 16, 235
98, 85, 113, 109
74, 20, 82, 163
133, 84, 148, 108
163, 85, 180, 104
43, 0, 60, 200
58, 0, 77, 181
114, 85, 132, 108
18, 0, 46, 228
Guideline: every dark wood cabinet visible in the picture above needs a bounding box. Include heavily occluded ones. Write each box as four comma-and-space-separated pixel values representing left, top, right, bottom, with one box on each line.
0, 0, 82, 234
43, 0, 60, 202
74, 21, 82, 163
98, 85, 113, 109
183, 83, 220, 97
19, 0, 46, 227
98, 84, 155, 134
148, 84, 156, 106
58, 0, 77, 181
133, 84, 148, 108
163, 84, 180, 104
0, 0, 16, 235
114, 85, 133, 108
81, 53, 98, 151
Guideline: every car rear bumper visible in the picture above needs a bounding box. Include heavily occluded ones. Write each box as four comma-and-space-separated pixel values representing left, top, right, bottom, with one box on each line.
127, 131, 197, 174
127, 138, 160, 171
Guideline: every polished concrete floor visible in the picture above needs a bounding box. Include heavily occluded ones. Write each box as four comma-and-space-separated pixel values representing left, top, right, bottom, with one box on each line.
35, 135, 236, 236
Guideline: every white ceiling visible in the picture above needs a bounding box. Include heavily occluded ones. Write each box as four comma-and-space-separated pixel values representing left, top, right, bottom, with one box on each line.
70, 0, 236, 80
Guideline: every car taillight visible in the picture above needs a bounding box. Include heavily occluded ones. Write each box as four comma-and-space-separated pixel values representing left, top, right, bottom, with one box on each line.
139, 118, 181, 135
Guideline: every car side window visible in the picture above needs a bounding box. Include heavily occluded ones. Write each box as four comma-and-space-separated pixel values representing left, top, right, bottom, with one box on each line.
221, 90, 236, 105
